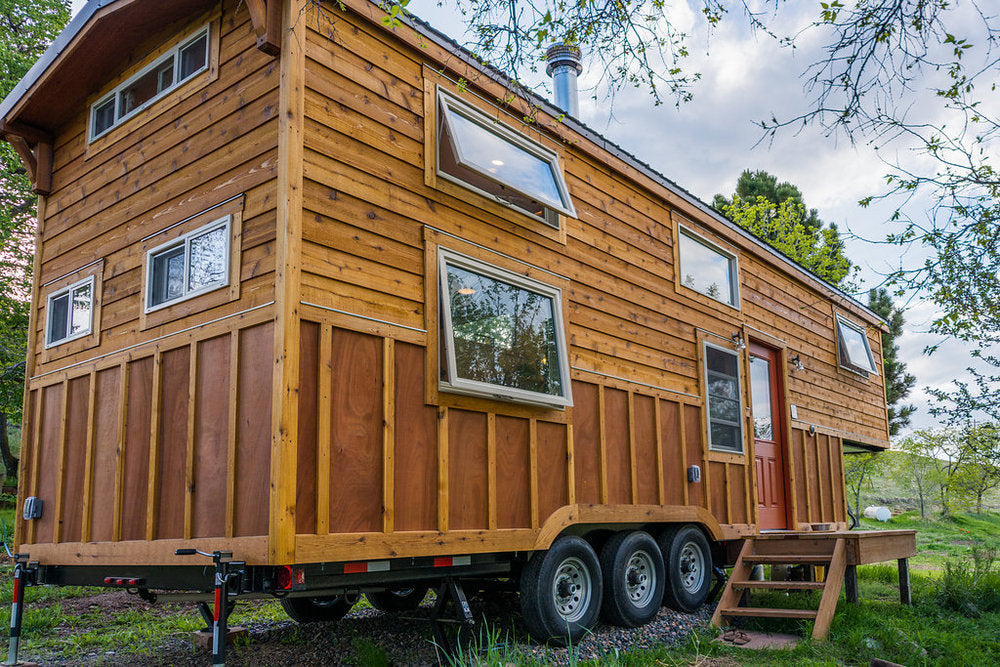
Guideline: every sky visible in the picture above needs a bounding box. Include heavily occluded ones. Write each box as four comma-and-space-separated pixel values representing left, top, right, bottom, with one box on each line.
66, 0, 990, 436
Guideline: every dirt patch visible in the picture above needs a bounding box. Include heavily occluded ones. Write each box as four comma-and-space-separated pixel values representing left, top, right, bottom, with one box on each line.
45, 590, 182, 617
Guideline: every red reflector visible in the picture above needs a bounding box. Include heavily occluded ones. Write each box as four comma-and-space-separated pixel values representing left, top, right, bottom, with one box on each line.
433, 557, 453, 568
343, 562, 367, 574
128, 578, 140, 586
294, 568, 305, 585
276, 566, 293, 590
103, 577, 114, 584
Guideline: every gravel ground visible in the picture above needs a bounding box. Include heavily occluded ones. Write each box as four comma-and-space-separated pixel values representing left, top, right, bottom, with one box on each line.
52, 590, 711, 666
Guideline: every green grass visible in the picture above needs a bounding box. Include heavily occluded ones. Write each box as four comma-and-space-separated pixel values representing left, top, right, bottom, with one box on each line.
856, 510, 1000, 570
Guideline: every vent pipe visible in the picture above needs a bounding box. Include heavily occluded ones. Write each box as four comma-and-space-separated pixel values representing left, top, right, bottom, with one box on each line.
545, 44, 583, 119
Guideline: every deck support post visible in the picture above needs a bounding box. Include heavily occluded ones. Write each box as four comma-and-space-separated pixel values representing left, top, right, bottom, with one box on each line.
897, 558, 911, 605
844, 564, 858, 604
6, 555, 34, 667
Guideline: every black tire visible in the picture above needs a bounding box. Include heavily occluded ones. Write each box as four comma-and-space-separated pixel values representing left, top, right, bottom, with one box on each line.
365, 586, 429, 612
599, 530, 665, 627
519, 535, 603, 646
658, 524, 713, 612
280, 594, 355, 623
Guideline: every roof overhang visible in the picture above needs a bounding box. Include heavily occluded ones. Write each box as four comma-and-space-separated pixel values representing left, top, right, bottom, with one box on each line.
0, 0, 214, 137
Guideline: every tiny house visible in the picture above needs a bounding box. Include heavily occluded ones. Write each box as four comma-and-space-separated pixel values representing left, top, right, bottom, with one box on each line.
0, 0, 913, 655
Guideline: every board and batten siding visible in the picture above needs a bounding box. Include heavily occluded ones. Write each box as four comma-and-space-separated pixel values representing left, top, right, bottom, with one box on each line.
18, 1, 280, 563
15, 0, 882, 567
285, 0, 883, 561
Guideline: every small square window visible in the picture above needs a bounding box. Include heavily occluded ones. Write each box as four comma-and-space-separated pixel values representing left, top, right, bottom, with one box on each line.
146, 217, 231, 311
704, 342, 744, 453
437, 90, 576, 225
836, 315, 878, 376
678, 227, 739, 308
438, 248, 572, 407
46, 276, 95, 348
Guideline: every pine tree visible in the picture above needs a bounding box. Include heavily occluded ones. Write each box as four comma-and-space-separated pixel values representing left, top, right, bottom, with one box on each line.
867, 288, 916, 436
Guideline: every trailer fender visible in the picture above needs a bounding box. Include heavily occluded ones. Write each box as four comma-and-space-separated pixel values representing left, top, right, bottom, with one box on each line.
533, 504, 724, 551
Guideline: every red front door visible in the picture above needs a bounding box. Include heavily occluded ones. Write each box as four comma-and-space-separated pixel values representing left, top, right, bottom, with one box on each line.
749, 342, 789, 530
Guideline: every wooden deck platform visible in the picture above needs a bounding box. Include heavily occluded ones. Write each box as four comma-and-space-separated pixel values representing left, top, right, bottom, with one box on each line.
713, 529, 917, 640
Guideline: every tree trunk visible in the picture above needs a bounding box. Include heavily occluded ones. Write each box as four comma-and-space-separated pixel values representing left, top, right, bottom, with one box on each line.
0, 412, 18, 481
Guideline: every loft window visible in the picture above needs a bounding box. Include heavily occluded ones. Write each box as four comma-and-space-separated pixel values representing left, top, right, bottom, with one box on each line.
90, 25, 210, 140
436, 90, 576, 227
704, 342, 744, 453
678, 226, 739, 308
438, 248, 572, 407
46, 276, 95, 348
145, 216, 230, 312
836, 315, 878, 376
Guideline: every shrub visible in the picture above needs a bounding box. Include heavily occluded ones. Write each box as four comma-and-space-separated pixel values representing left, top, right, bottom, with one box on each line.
935, 548, 1000, 617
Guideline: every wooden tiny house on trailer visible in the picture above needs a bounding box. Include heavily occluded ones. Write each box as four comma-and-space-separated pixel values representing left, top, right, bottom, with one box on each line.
0, 0, 914, 655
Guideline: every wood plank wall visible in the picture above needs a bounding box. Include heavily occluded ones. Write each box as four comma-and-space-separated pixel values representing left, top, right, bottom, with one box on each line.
293, 319, 750, 547
18, 1, 281, 561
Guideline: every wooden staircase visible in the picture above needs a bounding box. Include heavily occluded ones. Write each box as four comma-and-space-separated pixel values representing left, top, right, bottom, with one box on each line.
711, 535, 847, 640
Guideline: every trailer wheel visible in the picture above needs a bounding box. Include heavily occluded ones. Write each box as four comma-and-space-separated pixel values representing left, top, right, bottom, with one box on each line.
658, 525, 713, 612
519, 535, 602, 646
365, 586, 429, 612
280, 593, 356, 623
599, 530, 665, 627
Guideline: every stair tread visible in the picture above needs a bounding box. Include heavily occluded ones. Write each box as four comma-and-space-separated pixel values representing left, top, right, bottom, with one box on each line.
720, 606, 819, 619
732, 580, 826, 590
745, 554, 832, 564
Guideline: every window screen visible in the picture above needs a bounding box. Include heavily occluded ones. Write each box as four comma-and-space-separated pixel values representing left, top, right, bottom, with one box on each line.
437, 91, 576, 224
705, 343, 744, 452
438, 249, 571, 407
836, 315, 878, 376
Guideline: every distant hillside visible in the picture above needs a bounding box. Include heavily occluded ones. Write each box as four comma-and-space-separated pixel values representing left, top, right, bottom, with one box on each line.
852, 449, 1000, 516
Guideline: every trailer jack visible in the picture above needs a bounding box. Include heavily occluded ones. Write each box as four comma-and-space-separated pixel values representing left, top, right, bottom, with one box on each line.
175, 549, 245, 667
5, 552, 37, 667
429, 577, 475, 660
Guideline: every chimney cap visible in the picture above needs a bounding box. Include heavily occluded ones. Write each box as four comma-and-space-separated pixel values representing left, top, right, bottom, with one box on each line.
545, 43, 583, 77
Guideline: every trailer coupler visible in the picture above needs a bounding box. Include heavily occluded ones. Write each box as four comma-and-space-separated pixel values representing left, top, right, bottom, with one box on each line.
175, 549, 245, 667
6, 553, 37, 667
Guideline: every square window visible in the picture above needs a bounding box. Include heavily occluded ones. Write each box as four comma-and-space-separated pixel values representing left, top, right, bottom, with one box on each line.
179, 33, 209, 80
46, 276, 95, 347
437, 90, 576, 225
704, 343, 744, 452
438, 248, 571, 407
678, 227, 739, 308
146, 217, 230, 311
836, 315, 878, 376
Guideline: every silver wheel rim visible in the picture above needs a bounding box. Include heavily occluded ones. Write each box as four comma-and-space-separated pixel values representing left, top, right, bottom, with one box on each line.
625, 549, 656, 607
552, 556, 592, 623
678, 540, 706, 594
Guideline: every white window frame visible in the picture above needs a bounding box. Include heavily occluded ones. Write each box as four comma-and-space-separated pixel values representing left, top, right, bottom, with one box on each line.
436, 89, 577, 226
678, 225, 741, 309
835, 314, 879, 377
144, 215, 231, 313
703, 340, 745, 454
89, 24, 211, 142
45, 275, 96, 349
438, 247, 573, 408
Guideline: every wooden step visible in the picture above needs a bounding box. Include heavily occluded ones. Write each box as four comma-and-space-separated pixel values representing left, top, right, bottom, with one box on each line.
719, 606, 819, 619
731, 580, 826, 591
745, 554, 832, 564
